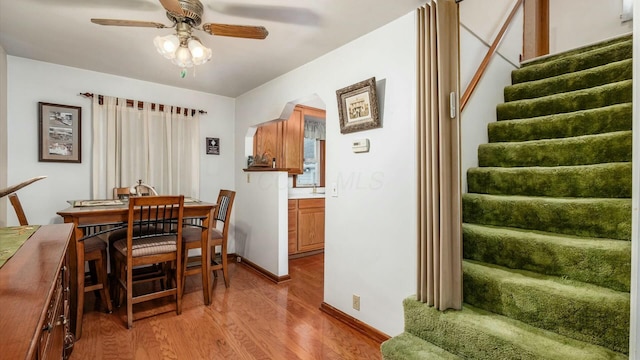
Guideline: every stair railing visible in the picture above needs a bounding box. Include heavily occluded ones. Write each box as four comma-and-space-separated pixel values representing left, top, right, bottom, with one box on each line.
460, 0, 523, 111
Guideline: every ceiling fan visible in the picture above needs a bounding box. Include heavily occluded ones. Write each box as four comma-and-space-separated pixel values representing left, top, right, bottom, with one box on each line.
91, 0, 268, 72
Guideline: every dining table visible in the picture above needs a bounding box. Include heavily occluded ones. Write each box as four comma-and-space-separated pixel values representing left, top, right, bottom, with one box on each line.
57, 197, 216, 340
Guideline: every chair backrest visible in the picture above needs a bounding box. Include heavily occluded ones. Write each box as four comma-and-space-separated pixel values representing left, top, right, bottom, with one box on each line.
126, 195, 185, 241
8, 193, 28, 226
113, 187, 132, 200
214, 190, 236, 237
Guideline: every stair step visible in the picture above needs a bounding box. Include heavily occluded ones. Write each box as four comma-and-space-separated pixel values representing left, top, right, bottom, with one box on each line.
488, 103, 632, 142
467, 162, 631, 198
497, 80, 632, 121
504, 58, 632, 102
381, 332, 462, 360
513, 36, 632, 83
463, 224, 631, 292
478, 130, 631, 167
462, 193, 631, 240
463, 260, 630, 353
402, 298, 627, 360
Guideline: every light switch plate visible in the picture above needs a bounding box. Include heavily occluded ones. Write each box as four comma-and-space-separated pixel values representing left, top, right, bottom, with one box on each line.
331, 182, 338, 197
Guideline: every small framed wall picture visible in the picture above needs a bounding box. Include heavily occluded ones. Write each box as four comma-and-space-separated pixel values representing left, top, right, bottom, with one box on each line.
38, 102, 82, 163
206, 137, 220, 155
336, 77, 380, 134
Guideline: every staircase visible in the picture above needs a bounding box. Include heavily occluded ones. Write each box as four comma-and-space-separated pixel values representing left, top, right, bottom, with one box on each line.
382, 34, 633, 359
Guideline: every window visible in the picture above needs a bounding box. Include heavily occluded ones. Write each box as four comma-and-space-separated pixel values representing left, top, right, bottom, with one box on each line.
296, 138, 322, 187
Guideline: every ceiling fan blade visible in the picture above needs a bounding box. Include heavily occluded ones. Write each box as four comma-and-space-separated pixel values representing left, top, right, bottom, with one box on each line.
202, 23, 268, 40
158, 0, 185, 16
91, 18, 168, 28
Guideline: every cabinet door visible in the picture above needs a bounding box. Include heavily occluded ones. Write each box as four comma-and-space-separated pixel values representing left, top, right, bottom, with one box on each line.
297, 202, 325, 252
288, 200, 298, 254
282, 108, 303, 174
253, 121, 282, 165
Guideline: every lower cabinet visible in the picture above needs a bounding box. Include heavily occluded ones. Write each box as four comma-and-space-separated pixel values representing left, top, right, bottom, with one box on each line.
288, 198, 325, 256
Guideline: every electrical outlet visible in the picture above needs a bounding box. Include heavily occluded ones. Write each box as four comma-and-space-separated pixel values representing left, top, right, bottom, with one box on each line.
353, 294, 360, 311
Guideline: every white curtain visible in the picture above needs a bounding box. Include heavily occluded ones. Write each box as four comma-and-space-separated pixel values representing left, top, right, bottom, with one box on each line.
304, 119, 326, 140
416, 0, 463, 311
91, 96, 200, 199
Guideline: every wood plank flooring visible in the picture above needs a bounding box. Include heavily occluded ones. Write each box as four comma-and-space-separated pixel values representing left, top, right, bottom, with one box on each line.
71, 254, 383, 359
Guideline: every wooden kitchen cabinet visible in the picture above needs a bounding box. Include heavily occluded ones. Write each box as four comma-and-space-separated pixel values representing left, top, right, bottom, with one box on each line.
253, 120, 282, 166
253, 105, 310, 175
282, 108, 303, 174
288, 200, 298, 254
289, 198, 325, 256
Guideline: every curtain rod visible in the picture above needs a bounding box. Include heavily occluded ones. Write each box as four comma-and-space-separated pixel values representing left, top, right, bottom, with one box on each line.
79, 92, 207, 116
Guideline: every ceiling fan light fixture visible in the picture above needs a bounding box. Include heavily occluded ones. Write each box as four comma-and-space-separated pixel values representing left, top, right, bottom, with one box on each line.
188, 38, 212, 65
154, 34, 180, 59
173, 45, 194, 68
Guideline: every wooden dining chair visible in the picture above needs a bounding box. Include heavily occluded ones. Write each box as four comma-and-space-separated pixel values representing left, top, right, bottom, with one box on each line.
112, 195, 184, 328
8, 193, 28, 226
182, 190, 235, 300
113, 187, 132, 200
9, 193, 113, 313
108, 186, 165, 300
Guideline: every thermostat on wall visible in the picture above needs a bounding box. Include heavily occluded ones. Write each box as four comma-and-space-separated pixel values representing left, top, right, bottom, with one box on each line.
352, 139, 370, 153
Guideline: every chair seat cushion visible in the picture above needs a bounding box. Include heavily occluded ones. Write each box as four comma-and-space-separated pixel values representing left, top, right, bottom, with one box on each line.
84, 237, 107, 253
182, 227, 223, 243
113, 236, 177, 257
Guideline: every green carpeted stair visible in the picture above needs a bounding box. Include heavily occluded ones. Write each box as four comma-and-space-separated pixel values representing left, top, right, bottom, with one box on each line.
382, 34, 632, 359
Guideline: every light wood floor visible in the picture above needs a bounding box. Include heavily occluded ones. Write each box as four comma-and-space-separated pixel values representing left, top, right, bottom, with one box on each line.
71, 254, 383, 359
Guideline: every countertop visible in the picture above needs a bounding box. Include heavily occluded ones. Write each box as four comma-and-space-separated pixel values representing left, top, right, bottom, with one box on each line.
288, 192, 326, 199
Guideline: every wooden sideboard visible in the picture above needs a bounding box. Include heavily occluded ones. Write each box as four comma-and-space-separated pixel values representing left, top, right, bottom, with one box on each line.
0, 224, 74, 360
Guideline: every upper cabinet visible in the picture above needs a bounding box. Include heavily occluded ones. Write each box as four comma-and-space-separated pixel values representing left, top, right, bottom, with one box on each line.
282, 108, 304, 174
253, 105, 325, 176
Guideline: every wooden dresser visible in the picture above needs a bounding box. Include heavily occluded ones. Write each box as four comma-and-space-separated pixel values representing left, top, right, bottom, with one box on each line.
0, 224, 74, 360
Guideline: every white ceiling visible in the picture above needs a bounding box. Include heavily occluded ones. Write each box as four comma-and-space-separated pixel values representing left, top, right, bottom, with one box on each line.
0, 0, 425, 97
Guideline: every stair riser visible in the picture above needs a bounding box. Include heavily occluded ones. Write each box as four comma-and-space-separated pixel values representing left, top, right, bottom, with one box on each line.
488, 103, 632, 143
403, 298, 627, 360
462, 194, 631, 240
462, 224, 631, 292
467, 163, 631, 198
463, 263, 630, 353
497, 80, 632, 121
505, 59, 632, 102
478, 131, 631, 168
513, 39, 632, 83
381, 333, 462, 360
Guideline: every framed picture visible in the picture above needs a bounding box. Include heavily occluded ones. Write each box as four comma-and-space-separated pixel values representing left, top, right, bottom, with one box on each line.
206, 137, 220, 155
38, 102, 81, 163
336, 77, 380, 134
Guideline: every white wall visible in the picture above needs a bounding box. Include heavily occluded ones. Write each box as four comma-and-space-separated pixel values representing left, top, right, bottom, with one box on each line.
550, 0, 633, 54
459, 1, 522, 192
234, 171, 289, 276
5, 57, 235, 226
0, 45, 7, 226
234, 13, 417, 336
